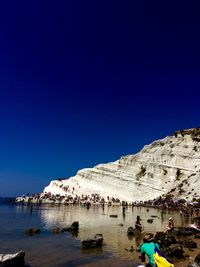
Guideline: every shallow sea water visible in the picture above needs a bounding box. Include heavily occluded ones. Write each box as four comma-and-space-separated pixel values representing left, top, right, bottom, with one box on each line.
0, 204, 196, 266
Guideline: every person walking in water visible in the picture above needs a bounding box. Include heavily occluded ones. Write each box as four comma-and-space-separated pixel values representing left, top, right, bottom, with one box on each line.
135, 215, 143, 232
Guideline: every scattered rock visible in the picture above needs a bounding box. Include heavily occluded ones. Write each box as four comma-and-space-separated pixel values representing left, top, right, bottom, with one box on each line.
127, 227, 135, 235
180, 239, 197, 249
82, 234, 103, 249
52, 227, 61, 234
62, 221, 79, 235
0, 251, 25, 266
25, 228, 40, 235
165, 244, 184, 259
72, 221, 79, 229
154, 232, 177, 247
127, 226, 137, 235
175, 227, 193, 236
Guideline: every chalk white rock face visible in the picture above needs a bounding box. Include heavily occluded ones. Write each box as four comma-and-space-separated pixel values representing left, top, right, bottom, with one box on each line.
44, 128, 200, 202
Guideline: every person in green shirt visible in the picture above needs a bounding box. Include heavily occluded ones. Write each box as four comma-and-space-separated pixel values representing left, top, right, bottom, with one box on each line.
140, 233, 159, 267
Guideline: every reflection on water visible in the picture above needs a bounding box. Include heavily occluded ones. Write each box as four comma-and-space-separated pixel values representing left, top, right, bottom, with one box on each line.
0, 204, 192, 266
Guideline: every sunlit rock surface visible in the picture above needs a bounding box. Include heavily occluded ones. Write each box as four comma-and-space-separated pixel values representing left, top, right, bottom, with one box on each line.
44, 128, 200, 202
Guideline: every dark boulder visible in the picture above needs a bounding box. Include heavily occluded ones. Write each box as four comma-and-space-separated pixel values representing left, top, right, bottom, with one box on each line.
110, 215, 118, 218
180, 238, 197, 249
164, 244, 184, 259
147, 219, 153, 223
25, 228, 40, 235
154, 232, 177, 247
127, 227, 141, 241
0, 251, 25, 266
82, 234, 103, 249
62, 222, 79, 232
62, 221, 79, 235
187, 227, 200, 234
127, 227, 136, 235
175, 227, 193, 236
52, 227, 61, 234
71, 221, 79, 230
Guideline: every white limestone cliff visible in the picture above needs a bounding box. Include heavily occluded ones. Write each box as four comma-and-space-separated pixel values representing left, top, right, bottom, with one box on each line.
44, 128, 200, 202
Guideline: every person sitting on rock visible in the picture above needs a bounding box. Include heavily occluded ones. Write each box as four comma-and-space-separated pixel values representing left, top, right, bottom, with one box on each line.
140, 233, 160, 267
135, 215, 143, 232
166, 217, 174, 233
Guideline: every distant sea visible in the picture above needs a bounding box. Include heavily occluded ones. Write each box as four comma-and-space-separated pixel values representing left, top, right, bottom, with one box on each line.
0, 202, 190, 267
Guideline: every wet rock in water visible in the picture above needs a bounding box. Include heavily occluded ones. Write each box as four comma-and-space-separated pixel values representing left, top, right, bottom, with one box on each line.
186, 226, 200, 234
127, 227, 135, 235
127, 227, 141, 237
147, 219, 153, 223
154, 232, 177, 247
62, 221, 79, 235
0, 251, 25, 266
82, 234, 103, 249
127, 226, 134, 235
71, 221, 79, 230
52, 227, 61, 234
180, 238, 197, 249
175, 227, 193, 236
165, 244, 184, 259
110, 215, 118, 218
25, 228, 40, 235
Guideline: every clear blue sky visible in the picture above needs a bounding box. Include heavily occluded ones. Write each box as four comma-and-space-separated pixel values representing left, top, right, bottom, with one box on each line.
1, 1, 200, 197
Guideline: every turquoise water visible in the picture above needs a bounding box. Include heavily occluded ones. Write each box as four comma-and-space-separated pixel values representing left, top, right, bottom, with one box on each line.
0, 204, 190, 267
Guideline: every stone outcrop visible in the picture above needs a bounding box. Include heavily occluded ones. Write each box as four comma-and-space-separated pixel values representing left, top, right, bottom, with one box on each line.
82, 234, 103, 249
25, 228, 40, 235
43, 128, 200, 202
